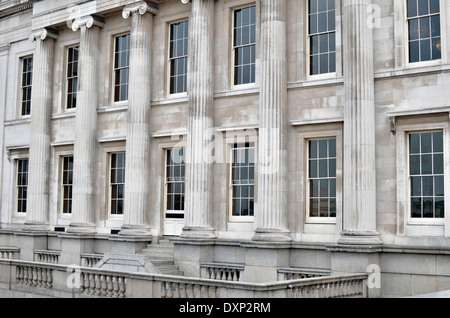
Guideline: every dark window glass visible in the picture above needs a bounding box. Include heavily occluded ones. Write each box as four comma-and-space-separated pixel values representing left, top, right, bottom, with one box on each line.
114, 34, 130, 102
309, 138, 337, 218
407, 0, 441, 63
67, 46, 79, 109
309, 0, 336, 75
409, 131, 444, 219
231, 143, 255, 217
234, 6, 256, 85
169, 21, 189, 94
62, 156, 74, 214
110, 153, 126, 215
21, 57, 33, 116
17, 159, 29, 213
166, 148, 185, 217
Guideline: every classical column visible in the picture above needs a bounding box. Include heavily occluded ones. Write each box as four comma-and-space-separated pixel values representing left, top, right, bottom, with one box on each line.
252, 0, 291, 242
338, 0, 381, 245
67, 16, 104, 234
180, 0, 216, 239
119, 1, 157, 237
23, 29, 58, 232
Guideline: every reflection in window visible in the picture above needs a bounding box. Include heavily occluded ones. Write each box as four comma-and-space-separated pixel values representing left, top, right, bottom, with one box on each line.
114, 34, 130, 102
169, 21, 188, 94
233, 6, 256, 85
166, 148, 185, 217
17, 159, 29, 213
21, 57, 33, 116
309, 0, 336, 75
409, 131, 444, 219
308, 138, 336, 218
231, 143, 255, 217
407, 0, 441, 63
110, 152, 126, 215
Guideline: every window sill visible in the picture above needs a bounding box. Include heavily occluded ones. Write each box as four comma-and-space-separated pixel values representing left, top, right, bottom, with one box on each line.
375, 61, 450, 79
305, 218, 337, 225
98, 104, 128, 113
287, 76, 343, 90
5, 117, 31, 126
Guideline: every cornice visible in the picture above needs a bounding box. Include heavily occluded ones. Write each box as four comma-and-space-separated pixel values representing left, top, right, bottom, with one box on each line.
0, 0, 33, 19
71, 15, 105, 32
122, 0, 159, 19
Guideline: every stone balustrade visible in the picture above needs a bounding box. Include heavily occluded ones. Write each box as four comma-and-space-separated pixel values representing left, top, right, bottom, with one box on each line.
80, 253, 103, 268
79, 270, 126, 298
15, 264, 53, 289
200, 263, 245, 282
277, 268, 331, 281
0, 259, 368, 298
0, 247, 19, 259
287, 275, 366, 298
34, 250, 60, 264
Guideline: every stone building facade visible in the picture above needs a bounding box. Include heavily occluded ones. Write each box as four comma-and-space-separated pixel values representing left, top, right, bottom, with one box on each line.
0, 0, 450, 297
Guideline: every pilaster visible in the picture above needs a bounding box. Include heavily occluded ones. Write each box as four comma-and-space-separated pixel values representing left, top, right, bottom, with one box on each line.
23, 28, 58, 232
67, 16, 104, 234
119, 1, 157, 239
339, 0, 381, 245
180, 0, 216, 239
252, 0, 291, 242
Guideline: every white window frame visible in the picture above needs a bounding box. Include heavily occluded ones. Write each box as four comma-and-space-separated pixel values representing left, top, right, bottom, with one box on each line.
303, 0, 342, 81
167, 19, 189, 98
65, 44, 79, 111
230, 1, 258, 90
112, 32, 130, 105
395, 115, 450, 237
394, 0, 448, 69
228, 141, 256, 222
19, 55, 33, 118
60, 155, 74, 216
294, 121, 343, 242
108, 151, 126, 219
306, 0, 338, 79
164, 148, 186, 220
305, 137, 338, 224
15, 157, 29, 216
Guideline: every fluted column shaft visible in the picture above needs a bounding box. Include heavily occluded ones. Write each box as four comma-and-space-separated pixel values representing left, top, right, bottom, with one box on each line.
120, 2, 156, 237
181, 0, 216, 239
24, 29, 57, 231
339, 0, 380, 245
252, 0, 291, 242
68, 17, 103, 234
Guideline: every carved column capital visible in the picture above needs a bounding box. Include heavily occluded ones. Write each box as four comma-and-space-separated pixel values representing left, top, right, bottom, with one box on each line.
122, 1, 158, 19
71, 15, 105, 32
29, 28, 58, 43
181, 0, 190, 3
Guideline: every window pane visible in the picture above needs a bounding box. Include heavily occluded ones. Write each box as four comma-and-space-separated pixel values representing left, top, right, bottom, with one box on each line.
409, 19, 419, 41
435, 176, 444, 197
433, 154, 443, 174
409, 41, 420, 63
411, 176, 422, 197
423, 197, 434, 218
430, 0, 440, 14
431, 15, 440, 37
418, 0, 429, 16
419, 17, 430, 38
433, 131, 443, 152
411, 197, 422, 218
435, 198, 444, 218
420, 39, 431, 61
422, 176, 433, 196
407, 0, 418, 18
421, 154, 432, 174
310, 199, 319, 217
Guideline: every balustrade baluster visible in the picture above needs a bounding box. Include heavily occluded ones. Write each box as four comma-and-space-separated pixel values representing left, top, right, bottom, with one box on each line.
160, 282, 167, 298
46, 269, 53, 288
167, 282, 174, 298
106, 275, 113, 297
36, 267, 42, 287
185, 283, 193, 298
100, 275, 106, 296
95, 274, 101, 296
83, 272, 90, 294
173, 282, 180, 298
179, 283, 187, 298
88, 273, 95, 295
112, 276, 119, 298
118, 277, 125, 298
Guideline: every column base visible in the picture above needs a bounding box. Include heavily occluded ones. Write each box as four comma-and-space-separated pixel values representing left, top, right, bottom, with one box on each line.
252, 227, 292, 242
119, 224, 152, 238
337, 231, 383, 246
66, 223, 97, 234
22, 221, 50, 232
180, 226, 217, 239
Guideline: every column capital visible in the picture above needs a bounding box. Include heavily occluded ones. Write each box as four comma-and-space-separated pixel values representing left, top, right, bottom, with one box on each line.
29, 28, 58, 43
72, 15, 105, 32
181, 0, 190, 3
123, 1, 159, 19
